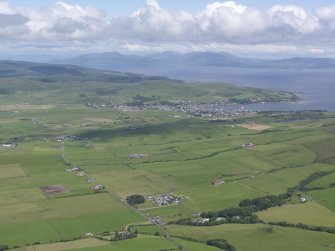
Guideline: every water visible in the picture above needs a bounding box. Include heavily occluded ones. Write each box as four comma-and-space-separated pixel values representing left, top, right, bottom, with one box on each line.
118, 66, 335, 111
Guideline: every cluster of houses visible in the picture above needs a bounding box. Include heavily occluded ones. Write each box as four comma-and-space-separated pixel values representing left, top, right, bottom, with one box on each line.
149, 216, 165, 225
45, 135, 88, 142
147, 193, 182, 207
194, 217, 227, 224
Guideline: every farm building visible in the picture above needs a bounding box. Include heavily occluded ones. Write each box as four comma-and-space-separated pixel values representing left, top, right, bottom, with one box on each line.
92, 184, 104, 191
241, 143, 255, 148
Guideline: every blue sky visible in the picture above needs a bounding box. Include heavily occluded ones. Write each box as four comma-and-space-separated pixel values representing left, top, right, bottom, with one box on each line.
1, 0, 335, 58
8, 0, 335, 16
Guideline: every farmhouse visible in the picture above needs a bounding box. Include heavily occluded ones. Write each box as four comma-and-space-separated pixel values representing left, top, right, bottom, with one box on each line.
76, 171, 86, 177
84, 232, 94, 237
195, 218, 210, 224
87, 178, 96, 183
92, 184, 104, 191
212, 178, 225, 186
300, 197, 307, 203
65, 167, 80, 172
149, 216, 165, 225
2, 144, 15, 148
241, 143, 255, 148
128, 154, 149, 159
216, 217, 226, 222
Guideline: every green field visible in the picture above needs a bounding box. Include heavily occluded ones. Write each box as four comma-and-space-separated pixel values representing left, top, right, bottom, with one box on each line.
167, 224, 335, 251
257, 202, 335, 227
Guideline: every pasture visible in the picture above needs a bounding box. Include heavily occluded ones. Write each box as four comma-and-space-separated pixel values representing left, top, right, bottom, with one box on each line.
257, 202, 335, 227
167, 224, 335, 251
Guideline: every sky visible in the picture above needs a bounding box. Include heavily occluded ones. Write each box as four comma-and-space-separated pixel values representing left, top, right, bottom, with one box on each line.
1, 0, 335, 59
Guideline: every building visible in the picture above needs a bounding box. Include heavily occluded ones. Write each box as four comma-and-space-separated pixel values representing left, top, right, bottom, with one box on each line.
92, 184, 104, 191
241, 143, 255, 148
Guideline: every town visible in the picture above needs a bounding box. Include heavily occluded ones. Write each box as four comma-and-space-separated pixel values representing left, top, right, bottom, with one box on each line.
86, 100, 251, 118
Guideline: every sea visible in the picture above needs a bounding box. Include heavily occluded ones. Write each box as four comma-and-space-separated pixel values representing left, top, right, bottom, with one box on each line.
124, 66, 335, 112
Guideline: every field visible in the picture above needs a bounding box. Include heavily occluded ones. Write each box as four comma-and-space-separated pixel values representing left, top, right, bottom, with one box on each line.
257, 202, 335, 227
167, 224, 335, 251
0, 62, 334, 250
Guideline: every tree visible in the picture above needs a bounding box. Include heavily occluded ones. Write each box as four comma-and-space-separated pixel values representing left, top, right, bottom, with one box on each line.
126, 195, 145, 206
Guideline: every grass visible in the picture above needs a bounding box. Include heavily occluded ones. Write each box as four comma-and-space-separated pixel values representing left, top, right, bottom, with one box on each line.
308, 188, 335, 212
307, 172, 335, 189
11, 238, 109, 251
257, 201, 335, 227
167, 224, 335, 251
58, 236, 176, 251
130, 225, 166, 236
0, 164, 26, 178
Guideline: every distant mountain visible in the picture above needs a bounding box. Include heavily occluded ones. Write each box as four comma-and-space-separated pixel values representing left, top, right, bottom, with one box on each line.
54, 52, 335, 71
0, 60, 173, 83
269, 57, 335, 69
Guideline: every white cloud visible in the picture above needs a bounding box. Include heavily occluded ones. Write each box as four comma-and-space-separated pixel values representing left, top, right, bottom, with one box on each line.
316, 5, 335, 30
0, 1, 334, 56
0, 1, 108, 40
268, 5, 320, 34
0, 1, 13, 14
110, 0, 196, 41
197, 1, 266, 38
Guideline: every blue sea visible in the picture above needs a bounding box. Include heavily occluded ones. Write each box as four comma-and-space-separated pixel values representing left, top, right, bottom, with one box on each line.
124, 66, 335, 111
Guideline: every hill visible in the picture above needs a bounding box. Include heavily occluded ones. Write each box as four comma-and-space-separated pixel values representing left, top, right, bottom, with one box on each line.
55, 52, 335, 71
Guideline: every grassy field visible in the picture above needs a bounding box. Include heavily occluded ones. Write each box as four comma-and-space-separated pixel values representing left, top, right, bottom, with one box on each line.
11, 238, 110, 251
167, 224, 335, 251
308, 188, 335, 212
257, 202, 335, 227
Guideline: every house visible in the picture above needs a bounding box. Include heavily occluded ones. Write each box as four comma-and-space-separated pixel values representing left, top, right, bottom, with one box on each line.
128, 154, 149, 159
65, 167, 80, 172
84, 232, 94, 237
241, 143, 255, 148
92, 184, 104, 191
87, 178, 96, 183
2, 144, 15, 148
195, 218, 210, 224
212, 178, 224, 186
76, 171, 86, 177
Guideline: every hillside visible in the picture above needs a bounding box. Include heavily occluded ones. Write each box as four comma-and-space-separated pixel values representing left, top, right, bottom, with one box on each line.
0, 60, 297, 105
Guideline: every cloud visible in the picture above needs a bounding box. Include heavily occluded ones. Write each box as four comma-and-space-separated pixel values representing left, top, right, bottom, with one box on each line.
0, 13, 29, 27
268, 5, 320, 34
197, 1, 266, 38
110, 0, 196, 41
0, 1, 335, 56
108, 1, 329, 45
0, 1, 13, 14
0, 1, 108, 40
315, 5, 335, 30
